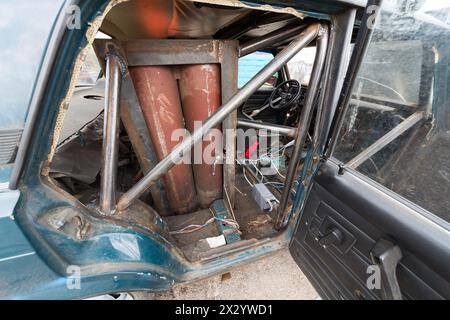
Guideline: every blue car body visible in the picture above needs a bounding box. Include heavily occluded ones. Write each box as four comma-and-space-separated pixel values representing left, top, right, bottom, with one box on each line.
0, 0, 312, 299
2, 0, 449, 300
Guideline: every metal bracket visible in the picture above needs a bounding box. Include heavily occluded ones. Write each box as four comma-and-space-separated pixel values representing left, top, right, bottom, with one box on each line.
211, 200, 241, 244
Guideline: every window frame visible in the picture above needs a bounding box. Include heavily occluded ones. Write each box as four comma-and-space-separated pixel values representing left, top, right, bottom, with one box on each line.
328, 156, 450, 230
325, 2, 450, 229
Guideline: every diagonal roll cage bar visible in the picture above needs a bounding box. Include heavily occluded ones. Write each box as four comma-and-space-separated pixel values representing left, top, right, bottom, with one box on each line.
107, 22, 324, 217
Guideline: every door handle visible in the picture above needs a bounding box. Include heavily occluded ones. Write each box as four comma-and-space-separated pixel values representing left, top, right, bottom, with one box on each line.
370, 239, 403, 300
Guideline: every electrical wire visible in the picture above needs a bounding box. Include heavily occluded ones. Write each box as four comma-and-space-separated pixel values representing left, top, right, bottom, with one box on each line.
171, 130, 294, 236
242, 167, 255, 188
274, 165, 286, 179
169, 213, 241, 235
223, 184, 239, 224
233, 185, 247, 196
169, 218, 215, 235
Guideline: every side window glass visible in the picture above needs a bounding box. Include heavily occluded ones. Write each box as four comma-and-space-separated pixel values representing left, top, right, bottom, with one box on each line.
333, 1, 450, 224
287, 47, 316, 85
75, 31, 109, 87
238, 51, 276, 88
77, 46, 101, 87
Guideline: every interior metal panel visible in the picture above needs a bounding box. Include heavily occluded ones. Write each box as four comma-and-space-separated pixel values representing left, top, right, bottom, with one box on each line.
102, 0, 251, 39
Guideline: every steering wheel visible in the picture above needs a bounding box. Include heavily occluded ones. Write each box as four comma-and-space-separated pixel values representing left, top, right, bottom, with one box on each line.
269, 80, 301, 110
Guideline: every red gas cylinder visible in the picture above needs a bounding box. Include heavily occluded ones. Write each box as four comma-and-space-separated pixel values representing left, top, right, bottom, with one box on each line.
179, 64, 223, 208
129, 66, 198, 214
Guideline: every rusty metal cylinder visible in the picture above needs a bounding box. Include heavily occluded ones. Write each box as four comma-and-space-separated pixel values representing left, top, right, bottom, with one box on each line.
179, 64, 223, 208
129, 66, 198, 214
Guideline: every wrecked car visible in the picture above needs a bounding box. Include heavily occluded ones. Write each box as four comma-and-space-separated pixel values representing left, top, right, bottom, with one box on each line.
0, 0, 449, 300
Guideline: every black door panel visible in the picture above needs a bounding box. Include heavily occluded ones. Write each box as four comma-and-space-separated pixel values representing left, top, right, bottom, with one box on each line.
290, 160, 450, 300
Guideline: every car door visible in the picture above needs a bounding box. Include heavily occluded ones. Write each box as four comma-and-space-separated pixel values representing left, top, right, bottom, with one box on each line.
289, 0, 450, 300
